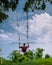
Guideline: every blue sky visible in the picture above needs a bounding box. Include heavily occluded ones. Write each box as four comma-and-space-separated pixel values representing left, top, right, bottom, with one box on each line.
0, 0, 52, 58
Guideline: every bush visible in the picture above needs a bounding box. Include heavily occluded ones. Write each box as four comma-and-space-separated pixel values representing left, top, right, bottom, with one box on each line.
18, 58, 52, 65
45, 54, 50, 58
1, 58, 52, 65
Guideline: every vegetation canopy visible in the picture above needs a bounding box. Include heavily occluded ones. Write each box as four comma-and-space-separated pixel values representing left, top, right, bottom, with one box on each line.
0, 0, 52, 23
0, 0, 18, 23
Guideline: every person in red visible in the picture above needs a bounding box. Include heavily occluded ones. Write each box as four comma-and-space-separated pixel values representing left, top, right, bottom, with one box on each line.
19, 43, 29, 53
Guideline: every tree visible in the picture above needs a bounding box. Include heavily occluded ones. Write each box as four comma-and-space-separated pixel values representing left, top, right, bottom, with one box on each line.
8, 50, 22, 62
0, 0, 52, 23
0, 0, 18, 23
24, 50, 35, 60
18, 55, 30, 62
8, 50, 30, 62
24, 0, 52, 12
35, 48, 44, 59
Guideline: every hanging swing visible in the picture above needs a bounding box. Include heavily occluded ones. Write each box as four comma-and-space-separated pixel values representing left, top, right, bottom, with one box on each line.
16, 9, 29, 53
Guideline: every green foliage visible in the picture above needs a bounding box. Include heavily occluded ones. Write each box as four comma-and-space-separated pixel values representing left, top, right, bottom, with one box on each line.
0, 0, 52, 23
0, 0, 18, 23
18, 55, 30, 62
8, 48, 44, 63
0, 57, 7, 64
35, 48, 44, 59
1, 58, 52, 65
45, 54, 50, 58
1, 48, 52, 65
0, 0, 18, 11
0, 11, 8, 23
0, 59, 15, 65
8, 50, 30, 62
8, 50, 22, 62
24, 50, 35, 60
24, 0, 52, 13
18, 58, 52, 65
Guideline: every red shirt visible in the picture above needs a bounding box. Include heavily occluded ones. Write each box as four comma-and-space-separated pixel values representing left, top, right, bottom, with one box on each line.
19, 45, 29, 52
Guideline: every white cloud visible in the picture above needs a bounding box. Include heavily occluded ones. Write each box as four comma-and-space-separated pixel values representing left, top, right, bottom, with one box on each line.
0, 30, 5, 34
0, 34, 9, 39
28, 13, 52, 43
0, 30, 18, 41
29, 13, 52, 33
5, 12, 52, 44
9, 12, 52, 44
0, 30, 9, 39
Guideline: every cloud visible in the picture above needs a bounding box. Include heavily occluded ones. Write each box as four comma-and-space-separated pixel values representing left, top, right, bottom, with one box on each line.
0, 34, 9, 39
9, 12, 52, 44
29, 13, 52, 33
0, 30, 4, 33
2, 12, 52, 44
0, 30, 9, 39
28, 13, 52, 43
0, 30, 18, 41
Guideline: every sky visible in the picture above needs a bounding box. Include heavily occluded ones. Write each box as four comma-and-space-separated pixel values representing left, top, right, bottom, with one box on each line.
0, 0, 52, 58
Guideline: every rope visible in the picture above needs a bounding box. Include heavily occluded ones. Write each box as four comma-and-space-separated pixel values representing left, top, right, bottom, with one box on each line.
16, 9, 20, 52
26, 12, 29, 44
